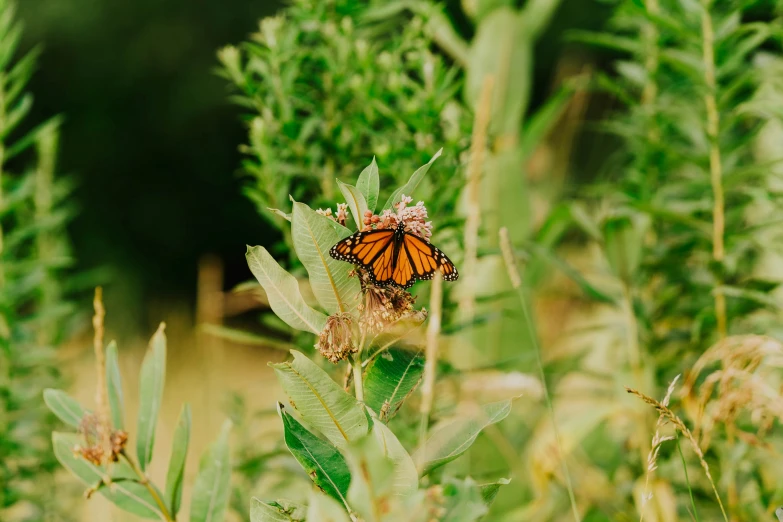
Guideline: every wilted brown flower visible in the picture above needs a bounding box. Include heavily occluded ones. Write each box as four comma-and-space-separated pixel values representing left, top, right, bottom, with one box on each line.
316, 313, 356, 363
353, 267, 423, 333
74, 412, 128, 465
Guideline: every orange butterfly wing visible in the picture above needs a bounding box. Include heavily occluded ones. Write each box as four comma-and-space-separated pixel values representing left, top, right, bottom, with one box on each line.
330, 227, 458, 289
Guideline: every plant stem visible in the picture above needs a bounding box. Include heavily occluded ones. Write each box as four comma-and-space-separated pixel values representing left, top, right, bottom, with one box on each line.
419, 271, 442, 447
92, 288, 113, 461
499, 227, 580, 522
352, 329, 367, 402
120, 451, 175, 522
677, 437, 701, 522
700, 0, 727, 339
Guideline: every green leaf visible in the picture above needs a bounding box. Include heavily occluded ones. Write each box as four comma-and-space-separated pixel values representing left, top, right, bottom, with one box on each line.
268, 207, 292, 222
345, 433, 396, 522
279, 403, 351, 509
383, 149, 442, 210
306, 491, 351, 522
164, 404, 191, 516
364, 348, 424, 421
438, 478, 489, 522
291, 201, 361, 315
413, 399, 512, 476
715, 286, 780, 309
43, 389, 85, 428
190, 419, 232, 522
271, 350, 369, 449
371, 421, 418, 498
356, 157, 379, 213
250, 498, 307, 522
52, 432, 162, 519
479, 478, 510, 507
337, 179, 369, 231
520, 83, 575, 160
527, 243, 617, 305
246, 245, 328, 334
105, 340, 124, 429
136, 323, 167, 471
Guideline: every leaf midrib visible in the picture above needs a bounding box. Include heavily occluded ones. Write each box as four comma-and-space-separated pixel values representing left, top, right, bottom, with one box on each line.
299, 213, 346, 313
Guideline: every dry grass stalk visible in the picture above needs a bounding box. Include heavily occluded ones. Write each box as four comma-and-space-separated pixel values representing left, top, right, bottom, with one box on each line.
638, 375, 679, 522
459, 74, 494, 321
419, 271, 442, 446
626, 385, 728, 522
92, 287, 113, 464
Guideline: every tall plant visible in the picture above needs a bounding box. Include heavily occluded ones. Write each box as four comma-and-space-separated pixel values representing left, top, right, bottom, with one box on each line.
0, 0, 76, 518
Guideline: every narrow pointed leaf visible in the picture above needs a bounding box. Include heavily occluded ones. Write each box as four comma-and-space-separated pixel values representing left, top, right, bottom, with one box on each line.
105, 341, 124, 429
371, 421, 418, 498
291, 202, 360, 314
250, 498, 307, 522
279, 404, 351, 508
356, 157, 379, 213
136, 323, 167, 471
271, 350, 369, 449
364, 348, 424, 421
190, 420, 232, 522
52, 432, 162, 519
383, 149, 442, 210
164, 404, 191, 516
246, 245, 328, 334
306, 490, 351, 522
337, 179, 368, 231
43, 389, 85, 428
413, 400, 512, 476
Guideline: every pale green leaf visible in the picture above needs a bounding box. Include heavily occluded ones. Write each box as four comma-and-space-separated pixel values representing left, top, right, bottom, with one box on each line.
250, 498, 307, 522
246, 245, 328, 334
291, 202, 361, 315
164, 404, 191, 516
371, 421, 418, 498
43, 389, 85, 428
356, 157, 379, 213
306, 490, 352, 522
105, 341, 124, 429
52, 432, 161, 519
383, 149, 443, 210
413, 400, 512, 476
136, 324, 167, 471
345, 433, 396, 522
190, 420, 232, 522
479, 478, 510, 507
337, 179, 368, 231
271, 350, 369, 449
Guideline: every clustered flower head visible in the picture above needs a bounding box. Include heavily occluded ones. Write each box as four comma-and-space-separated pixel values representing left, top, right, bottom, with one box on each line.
354, 267, 426, 332
316, 313, 356, 363
74, 413, 128, 465
316, 203, 349, 227
362, 194, 432, 240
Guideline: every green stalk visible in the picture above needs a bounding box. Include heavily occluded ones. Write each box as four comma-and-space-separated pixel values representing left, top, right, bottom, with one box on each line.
677, 437, 701, 522
499, 227, 580, 522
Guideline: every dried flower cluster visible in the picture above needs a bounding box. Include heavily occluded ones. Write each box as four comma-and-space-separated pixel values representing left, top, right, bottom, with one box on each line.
316, 203, 349, 227
315, 313, 356, 363
74, 413, 128, 466
362, 195, 432, 240
354, 266, 424, 332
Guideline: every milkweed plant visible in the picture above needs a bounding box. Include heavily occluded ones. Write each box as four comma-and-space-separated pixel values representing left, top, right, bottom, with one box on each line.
244, 152, 513, 521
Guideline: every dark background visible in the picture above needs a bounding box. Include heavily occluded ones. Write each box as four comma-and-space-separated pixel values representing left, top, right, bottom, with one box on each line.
16, 0, 610, 330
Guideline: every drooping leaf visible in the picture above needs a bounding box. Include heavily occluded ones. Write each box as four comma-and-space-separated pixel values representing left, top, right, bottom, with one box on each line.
306, 491, 351, 522
363, 348, 424, 421
52, 432, 161, 519
271, 350, 369, 449
136, 323, 167, 471
291, 201, 360, 314
383, 149, 443, 210
246, 245, 328, 334
479, 478, 510, 507
250, 498, 307, 522
337, 179, 369, 231
278, 403, 351, 509
105, 340, 124, 429
164, 404, 191, 516
190, 420, 232, 522
356, 157, 379, 213
413, 400, 512, 476
43, 389, 85, 428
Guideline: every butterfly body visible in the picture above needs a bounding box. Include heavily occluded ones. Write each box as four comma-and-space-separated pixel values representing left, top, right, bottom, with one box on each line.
330, 223, 458, 289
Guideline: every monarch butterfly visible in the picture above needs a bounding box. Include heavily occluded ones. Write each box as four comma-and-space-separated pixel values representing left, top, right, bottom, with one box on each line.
330, 222, 459, 289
